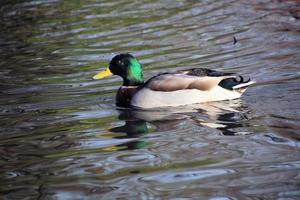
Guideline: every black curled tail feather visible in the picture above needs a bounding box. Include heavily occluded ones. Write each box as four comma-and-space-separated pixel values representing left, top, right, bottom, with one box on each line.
218, 75, 251, 90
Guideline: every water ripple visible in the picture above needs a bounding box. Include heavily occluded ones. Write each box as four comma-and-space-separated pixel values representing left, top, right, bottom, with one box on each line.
0, 0, 300, 199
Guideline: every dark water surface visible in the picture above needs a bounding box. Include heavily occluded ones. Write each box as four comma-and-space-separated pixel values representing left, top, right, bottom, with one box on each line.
1, 0, 300, 199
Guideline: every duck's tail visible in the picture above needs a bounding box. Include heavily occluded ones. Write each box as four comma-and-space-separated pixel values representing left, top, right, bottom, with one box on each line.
219, 76, 255, 92
232, 80, 255, 90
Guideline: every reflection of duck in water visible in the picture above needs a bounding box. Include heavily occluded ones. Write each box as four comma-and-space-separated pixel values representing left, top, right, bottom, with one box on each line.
109, 109, 185, 150
109, 101, 251, 150
110, 119, 149, 150
194, 101, 251, 136
93, 54, 254, 109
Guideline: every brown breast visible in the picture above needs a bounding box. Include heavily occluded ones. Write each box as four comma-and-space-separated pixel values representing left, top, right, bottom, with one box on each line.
116, 86, 139, 108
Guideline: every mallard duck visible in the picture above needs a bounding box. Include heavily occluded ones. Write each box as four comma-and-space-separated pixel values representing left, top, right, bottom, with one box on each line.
93, 54, 254, 109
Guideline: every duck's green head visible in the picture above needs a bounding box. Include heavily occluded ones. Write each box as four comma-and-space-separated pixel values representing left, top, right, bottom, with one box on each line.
93, 54, 144, 86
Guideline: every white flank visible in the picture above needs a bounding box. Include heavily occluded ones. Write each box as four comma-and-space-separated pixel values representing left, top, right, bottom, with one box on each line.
131, 86, 244, 109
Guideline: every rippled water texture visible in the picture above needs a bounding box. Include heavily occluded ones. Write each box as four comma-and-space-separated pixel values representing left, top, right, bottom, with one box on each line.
1, 0, 300, 199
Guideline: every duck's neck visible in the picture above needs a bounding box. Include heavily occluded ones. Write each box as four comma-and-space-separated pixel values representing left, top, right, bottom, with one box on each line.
123, 78, 144, 86
123, 58, 144, 86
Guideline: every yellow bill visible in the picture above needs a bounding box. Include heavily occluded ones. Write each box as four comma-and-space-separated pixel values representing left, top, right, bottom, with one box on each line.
93, 67, 113, 80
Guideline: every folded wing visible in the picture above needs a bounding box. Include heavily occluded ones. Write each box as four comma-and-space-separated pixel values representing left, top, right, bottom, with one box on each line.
145, 68, 243, 92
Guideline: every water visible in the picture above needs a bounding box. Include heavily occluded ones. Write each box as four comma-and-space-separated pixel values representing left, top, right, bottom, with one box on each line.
0, 0, 300, 199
